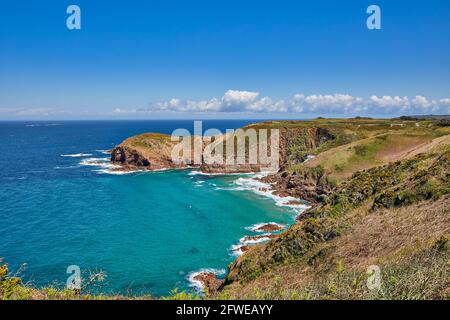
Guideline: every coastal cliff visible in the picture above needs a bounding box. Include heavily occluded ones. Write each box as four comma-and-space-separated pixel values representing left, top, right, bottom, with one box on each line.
110, 133, 186, 170
108, 118, 450, 297
218, 119, 450, 299
3, 118, 448, 300
110, 123, 339, 203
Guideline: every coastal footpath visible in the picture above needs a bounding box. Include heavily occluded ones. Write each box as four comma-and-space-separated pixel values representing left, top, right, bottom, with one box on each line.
1, 117, 449, 299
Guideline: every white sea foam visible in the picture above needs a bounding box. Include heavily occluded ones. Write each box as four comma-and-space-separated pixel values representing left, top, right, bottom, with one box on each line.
239, 234, 273, 245
25, 123, 62, 127
78, 157, 139, 175
232, 173, 310, 214
187, 268, 226, 291
93, 169, 138, 175
188, 170, 254, 177
229, 233, 275, 256
3, 176, 27, 181
212, 170, 310, 214
245, 222, 286, 233
61, 153, 93, 158
95, 149, 111, 155
150, 168, 171, 172
79, 157, 110, 166
54, 165, 81, 170
79, 157, 172, 175
230, 244, 246, 256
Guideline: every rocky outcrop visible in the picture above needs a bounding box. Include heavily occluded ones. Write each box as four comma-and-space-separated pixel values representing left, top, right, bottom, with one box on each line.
254, 223, 284, 232
192, 272, 224, 293
110, 133, 192, 171
260, 166, 334, 205
232, 245, 251, 255
111, 146, 151, 167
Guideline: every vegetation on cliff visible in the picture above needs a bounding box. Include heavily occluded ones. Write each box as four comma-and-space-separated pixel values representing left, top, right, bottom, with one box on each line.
219, 130, 449, 299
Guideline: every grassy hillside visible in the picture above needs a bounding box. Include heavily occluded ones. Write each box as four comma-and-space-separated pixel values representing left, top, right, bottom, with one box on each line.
218, 131, 450, 299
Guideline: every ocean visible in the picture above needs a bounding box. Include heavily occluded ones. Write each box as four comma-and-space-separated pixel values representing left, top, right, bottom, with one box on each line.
0, 120, 307, 297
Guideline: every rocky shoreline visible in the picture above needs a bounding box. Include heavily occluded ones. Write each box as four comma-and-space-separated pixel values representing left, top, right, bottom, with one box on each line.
259, 168, 334, 204
191, 272, 224, 294
109, 125, 336, 202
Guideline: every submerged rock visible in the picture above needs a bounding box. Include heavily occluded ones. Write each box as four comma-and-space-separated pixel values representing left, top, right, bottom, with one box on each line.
254, 223, 284, 232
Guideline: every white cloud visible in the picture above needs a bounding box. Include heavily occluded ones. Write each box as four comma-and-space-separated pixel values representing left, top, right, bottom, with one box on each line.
2, 90, 449, 119
126, 90, 450, 115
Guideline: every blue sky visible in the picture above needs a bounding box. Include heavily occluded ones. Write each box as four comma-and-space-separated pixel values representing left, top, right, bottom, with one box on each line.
0, 0, 449, 119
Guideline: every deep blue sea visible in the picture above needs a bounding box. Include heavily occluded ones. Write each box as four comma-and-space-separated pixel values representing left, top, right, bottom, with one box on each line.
0, 120, 304, 297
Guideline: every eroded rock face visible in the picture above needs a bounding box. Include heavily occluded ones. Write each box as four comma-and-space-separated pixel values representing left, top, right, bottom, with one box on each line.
193, 273, 224, 293
111, 146, 151, 167
110, 140, 190, 171
280, 127, 335, 167
260, 170, 334, 204
110, 125, 335, 178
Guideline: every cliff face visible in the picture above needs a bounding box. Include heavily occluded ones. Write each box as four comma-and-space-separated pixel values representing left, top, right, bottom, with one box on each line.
280, 127, 335, 167
110, 125, 336, 174
111, 146, 150, 167
261, 167, 334, 204
110, 133, 190, 171
109, 126, 339, 206
264, 127, 337, 203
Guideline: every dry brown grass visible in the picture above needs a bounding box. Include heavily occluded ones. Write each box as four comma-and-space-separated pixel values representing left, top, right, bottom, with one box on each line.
220, 196, 450, 300
323, 196, 450, 270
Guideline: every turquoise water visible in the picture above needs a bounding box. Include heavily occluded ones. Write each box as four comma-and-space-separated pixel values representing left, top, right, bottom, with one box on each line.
0, 121, 300, 296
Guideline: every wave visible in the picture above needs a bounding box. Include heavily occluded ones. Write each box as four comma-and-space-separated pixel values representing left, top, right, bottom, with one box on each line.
188, 170, 254, 177
2, 176, 27, 181
79, 157, 111, 166
229, 232, 275, 256
95, 149, 111, 155
239, 234, 273, 245
187, 268, 226, 291
61, 153, 93, 158
25, 123, 63, 127
78, 157, 140, 175
230, 244, 246, 256
151, 168, 172, 172
54, 165, 81, 170
93, 169, 139, 175
78, 157, 175, 175
232, 173, 310, 214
